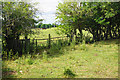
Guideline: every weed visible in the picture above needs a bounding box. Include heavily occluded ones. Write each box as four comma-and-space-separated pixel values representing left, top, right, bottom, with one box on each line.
94, 44, 96, 47
69, 56, 75, 60
109, 45, 112, 48
48, 41, 63, 56
70, 41, 76, 51
79, 41, 88, 51
23, 55, 34, 65
42, 50, 48, 61
64, 68, 76, 78
8, 49, 13, 60
14, 52, 19, 59
25, 58, 34, 65
2, 51, 7, 60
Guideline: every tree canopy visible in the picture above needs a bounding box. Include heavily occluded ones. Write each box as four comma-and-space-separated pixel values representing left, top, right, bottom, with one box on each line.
56, 1, 120, 42
2, 2, 41, 54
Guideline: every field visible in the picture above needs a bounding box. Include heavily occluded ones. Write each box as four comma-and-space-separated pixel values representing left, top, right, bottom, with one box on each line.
20, 27, 93, 39
2, 28, 118, 78
20, 27, 93, 46
20, 28, 65, 39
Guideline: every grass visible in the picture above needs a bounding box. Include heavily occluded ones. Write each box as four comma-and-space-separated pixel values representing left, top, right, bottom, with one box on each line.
2, 39, 118, 78
20, 27, 66, 39
19, 27, 93, 47
20, 28, 93, 40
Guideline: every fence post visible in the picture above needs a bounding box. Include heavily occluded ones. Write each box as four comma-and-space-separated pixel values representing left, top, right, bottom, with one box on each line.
33, 38, 34, 44
36, 39, 37, 52
48, 34, 51, 48
25, 39, 27, 54
2, 40, 4, 56
21, 40, 23, 55
29, 38, 30, 53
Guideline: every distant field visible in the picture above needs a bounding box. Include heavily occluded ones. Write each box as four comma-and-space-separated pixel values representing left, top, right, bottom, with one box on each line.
20, 27, 93, 39
19, 27, 93, 45
20, 28, 65, 39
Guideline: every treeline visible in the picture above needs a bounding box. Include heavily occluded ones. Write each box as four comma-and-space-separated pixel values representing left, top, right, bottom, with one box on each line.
35, 23, 58, 28
56, 2, 120, 41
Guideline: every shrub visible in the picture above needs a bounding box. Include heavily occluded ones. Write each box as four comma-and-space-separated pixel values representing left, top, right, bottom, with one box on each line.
64, 68, 76, 78
82, 33, 92, 44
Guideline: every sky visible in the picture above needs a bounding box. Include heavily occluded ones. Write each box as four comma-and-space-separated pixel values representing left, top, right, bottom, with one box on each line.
29, 0, 119, 24
32, 0, 63, 24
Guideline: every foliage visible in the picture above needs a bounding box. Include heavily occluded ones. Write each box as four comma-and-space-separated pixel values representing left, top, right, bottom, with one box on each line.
36, 23, 58, 28
56, 1, 120, 42
2, 2, 39, 39
2, 2, 41, 56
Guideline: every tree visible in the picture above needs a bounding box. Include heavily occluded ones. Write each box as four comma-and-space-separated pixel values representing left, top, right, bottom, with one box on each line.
83, 2, 120, 40
2, 2, 40, 55
56, 1, 87, 41
37, 23, 42, 28
56, 1, 120, 42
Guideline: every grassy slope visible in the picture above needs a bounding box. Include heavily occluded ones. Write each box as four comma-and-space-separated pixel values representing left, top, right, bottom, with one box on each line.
20, 28, 65, 39
20, 27, 93, 45
3, 39, 118, 78
20, 27, 93, 39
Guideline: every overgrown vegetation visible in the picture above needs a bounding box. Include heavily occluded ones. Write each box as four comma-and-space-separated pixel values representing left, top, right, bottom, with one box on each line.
2, 2, 41, 57
2, 39, 118, 78
1, 1, 119, 78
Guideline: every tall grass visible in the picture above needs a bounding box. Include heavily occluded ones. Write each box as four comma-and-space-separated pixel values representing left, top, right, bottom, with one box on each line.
2, 39, 118, 78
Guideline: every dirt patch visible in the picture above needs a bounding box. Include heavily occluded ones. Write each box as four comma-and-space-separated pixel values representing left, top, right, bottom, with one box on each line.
3, 71, 17, 77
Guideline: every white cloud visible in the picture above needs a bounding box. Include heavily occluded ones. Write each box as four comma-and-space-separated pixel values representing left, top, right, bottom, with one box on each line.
34, 0, 60, 13
32, 0, 63, 24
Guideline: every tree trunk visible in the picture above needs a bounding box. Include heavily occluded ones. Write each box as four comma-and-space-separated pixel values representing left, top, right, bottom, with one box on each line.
78, 28, 82, 38
105, 27, 108, 40
96, 29, 100, 41
70, 30, 74, 42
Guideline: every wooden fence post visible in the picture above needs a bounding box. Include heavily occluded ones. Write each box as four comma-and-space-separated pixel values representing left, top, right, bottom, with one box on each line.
48, 34, 51, 48
21, 40, 23, 55
25, 39, 27, 54
29, 38, 30, 53
36, 39, 37, 52
33, 38, 34, 44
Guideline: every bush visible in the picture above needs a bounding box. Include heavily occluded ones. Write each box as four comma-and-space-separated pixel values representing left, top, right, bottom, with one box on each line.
82, 33, 93, 44
64, 68, 76, 78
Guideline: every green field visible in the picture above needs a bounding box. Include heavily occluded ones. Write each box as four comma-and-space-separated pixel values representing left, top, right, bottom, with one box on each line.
20, 27, 93, 39
2, 28, 118, 78
20, 28, 66, 39
20, 27, 93, 45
